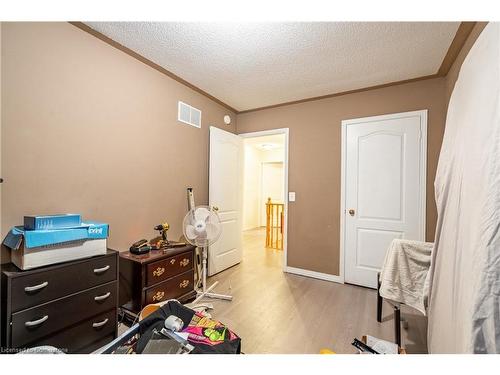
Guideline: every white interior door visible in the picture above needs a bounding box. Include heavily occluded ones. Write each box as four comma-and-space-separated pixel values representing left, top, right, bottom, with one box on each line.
209, 126, 243, 276
343, 110, 426, 288
260, 162, 284, 226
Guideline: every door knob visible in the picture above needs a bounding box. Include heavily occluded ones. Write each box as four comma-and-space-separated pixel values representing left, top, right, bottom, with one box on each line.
348, 209, 355, 216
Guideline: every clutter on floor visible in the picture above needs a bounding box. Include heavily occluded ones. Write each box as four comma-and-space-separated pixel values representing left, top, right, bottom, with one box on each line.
352, 335, 404, 354
96, 300, 241, 354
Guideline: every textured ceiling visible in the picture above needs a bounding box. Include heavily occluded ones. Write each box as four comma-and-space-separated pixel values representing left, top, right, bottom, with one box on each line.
85, 22, 460, 111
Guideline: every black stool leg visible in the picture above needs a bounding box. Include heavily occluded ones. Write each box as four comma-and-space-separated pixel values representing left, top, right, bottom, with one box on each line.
376, 272, 383, 323
394, 305, 401, 347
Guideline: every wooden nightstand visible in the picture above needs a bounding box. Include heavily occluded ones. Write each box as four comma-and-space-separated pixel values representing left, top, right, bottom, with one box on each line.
118, 244, 196, 320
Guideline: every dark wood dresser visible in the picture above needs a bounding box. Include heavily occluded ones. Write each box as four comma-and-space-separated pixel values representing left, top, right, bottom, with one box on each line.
119, 245, 196, 317
1, 250, 118, 353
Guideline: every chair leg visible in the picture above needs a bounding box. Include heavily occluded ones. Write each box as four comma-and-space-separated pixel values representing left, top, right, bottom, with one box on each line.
376, 272, 383, 323
394, 305, 401, 347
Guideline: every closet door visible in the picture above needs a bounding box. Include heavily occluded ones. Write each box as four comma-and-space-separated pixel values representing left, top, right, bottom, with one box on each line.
342, 110, 427, 288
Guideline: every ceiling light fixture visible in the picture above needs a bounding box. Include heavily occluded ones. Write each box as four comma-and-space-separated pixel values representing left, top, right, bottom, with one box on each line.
258, 143, 279, 151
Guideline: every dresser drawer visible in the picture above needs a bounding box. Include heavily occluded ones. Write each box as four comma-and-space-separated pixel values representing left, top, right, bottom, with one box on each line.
146, 251, 193, 286
145, 270, 194, 304
26, 309, 117, 353
10, 253, 117, 312
11, 281, 117, 347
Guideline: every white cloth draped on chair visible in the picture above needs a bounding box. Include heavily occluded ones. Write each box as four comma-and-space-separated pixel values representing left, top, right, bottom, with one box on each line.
379, 239, 433, 315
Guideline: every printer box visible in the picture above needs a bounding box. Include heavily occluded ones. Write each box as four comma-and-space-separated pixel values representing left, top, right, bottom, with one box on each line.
24, 214, 81, 230
3, 222, 109, 270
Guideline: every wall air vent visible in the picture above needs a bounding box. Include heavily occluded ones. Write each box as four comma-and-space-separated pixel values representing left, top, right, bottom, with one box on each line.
178, 101, 202, 128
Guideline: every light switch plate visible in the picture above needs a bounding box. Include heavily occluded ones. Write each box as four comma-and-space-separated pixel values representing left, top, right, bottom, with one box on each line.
288, 192, 296, 202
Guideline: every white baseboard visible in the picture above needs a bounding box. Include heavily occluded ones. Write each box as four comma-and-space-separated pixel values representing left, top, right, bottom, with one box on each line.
285, 266, 344, 284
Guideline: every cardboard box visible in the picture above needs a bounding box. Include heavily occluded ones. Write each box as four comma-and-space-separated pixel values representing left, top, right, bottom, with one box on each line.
3, 222, 108, 270
10, 238, 107, 270
24, 214, 81, 230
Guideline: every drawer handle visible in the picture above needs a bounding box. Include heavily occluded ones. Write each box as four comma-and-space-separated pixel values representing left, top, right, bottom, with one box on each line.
94, 292, 111, 302
152, 267, 165, 277
180, 258, 190, 267
94, 265, 110, 274
152, 291, 165, 302
25, 315, 48, 328
179, 280, 190, 288
24, 281, 49, 293
92, 318, 109, 328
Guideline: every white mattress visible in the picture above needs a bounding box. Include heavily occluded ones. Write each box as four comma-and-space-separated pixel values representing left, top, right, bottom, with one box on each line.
427, 23, 500, 353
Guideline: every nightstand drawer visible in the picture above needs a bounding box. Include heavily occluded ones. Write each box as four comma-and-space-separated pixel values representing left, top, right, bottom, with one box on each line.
10, 254, 117, 312
11, 281, 117, 347
146, 252, 193, 286
145, 270, 194, 304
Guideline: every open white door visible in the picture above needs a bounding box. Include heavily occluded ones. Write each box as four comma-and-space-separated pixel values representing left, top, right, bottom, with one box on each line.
209, 126, 243, 276
342, 110, 426, 288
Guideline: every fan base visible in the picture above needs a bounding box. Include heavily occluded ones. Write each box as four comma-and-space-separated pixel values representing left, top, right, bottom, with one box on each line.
192, 280, 233, 305
202, 291, 233, 301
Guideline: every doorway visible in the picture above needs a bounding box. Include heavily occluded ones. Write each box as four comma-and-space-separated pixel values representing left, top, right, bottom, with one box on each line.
208, 127, 289, 276
240, 129, 289, 270
341, 110, 427, 288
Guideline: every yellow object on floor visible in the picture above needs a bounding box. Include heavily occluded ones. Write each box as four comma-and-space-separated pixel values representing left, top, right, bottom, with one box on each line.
319, 348, 336, 354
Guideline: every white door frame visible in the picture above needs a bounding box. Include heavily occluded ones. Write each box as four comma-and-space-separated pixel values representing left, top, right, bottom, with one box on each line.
238, 128, 289, 271
340, 110, 427, 284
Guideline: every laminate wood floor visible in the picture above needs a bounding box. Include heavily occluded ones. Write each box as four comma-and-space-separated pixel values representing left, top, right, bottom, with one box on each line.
205, 228, 428, 354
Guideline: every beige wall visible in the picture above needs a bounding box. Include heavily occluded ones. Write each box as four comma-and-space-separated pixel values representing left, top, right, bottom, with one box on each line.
1, 22, 236, 262
237, 78, 447, 275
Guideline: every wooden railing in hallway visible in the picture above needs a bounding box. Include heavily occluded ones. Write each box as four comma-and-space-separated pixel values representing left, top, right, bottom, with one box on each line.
265, 197, 284, 250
